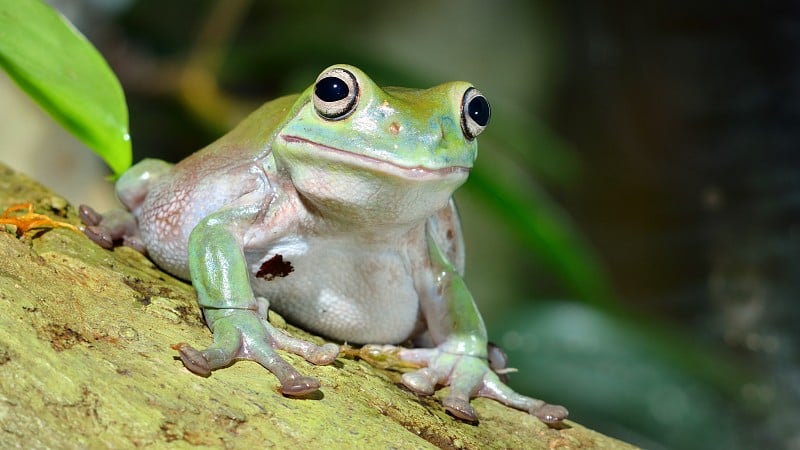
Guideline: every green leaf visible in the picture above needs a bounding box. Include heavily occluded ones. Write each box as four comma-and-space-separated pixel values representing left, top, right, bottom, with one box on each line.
0, 0, 131, 175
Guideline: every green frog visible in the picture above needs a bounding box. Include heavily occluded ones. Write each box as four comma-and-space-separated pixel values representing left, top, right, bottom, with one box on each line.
80, 65, 567, 424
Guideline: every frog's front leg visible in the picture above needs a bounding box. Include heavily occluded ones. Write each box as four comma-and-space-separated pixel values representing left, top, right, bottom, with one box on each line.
173, 207, 339, 395
376, 231, 568, 424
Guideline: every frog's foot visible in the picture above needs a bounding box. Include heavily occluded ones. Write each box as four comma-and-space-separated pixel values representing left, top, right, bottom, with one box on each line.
78, 205, 146, 252
367, 344, 568, 425
173, 309, 339, 396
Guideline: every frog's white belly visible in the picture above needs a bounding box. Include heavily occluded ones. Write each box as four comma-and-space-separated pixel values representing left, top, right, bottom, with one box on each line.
246, 236, 421, 344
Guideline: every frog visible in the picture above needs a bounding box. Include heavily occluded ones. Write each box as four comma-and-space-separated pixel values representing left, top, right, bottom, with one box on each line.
79, 64, 568, 425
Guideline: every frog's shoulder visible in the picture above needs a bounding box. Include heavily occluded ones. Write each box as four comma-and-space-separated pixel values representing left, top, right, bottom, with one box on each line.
426, 199, 465, 274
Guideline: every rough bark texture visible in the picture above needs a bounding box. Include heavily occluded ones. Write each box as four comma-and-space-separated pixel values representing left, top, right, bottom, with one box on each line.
0, 162, 635, 449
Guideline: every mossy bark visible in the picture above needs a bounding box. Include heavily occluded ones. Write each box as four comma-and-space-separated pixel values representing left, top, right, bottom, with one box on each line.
0, 162, 636, 449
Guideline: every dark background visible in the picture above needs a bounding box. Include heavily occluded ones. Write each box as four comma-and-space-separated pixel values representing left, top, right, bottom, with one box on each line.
43, 1, 800, 448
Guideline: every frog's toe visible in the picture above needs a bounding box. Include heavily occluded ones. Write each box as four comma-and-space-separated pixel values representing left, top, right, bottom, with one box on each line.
400, 366, 476, 421
79, 205, 113, 248
532, 404, 569, 424
78, 204, 103, 226
172, 323, 243, 376
443, 395, 478, 422
83, 224, 115, 249
401, 368, 439, 395
78, 205, 145, 252
269, 329, 339, 366
172, 342, 212, 376
279, 376, 321, 396
478, 370, 569, 425
245, 337, 324, 396
487, 342, 510, 383
307, 343, 340, 365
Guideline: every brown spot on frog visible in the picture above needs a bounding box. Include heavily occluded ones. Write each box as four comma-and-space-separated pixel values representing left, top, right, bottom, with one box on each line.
256, 254, 294, 280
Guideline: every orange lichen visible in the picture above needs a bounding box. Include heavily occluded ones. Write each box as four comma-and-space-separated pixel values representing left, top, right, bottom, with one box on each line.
0, 203, 79, 237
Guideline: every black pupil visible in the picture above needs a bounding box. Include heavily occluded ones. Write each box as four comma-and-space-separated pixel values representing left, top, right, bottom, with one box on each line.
467, 95, 490, 126
315, 77, 349, 102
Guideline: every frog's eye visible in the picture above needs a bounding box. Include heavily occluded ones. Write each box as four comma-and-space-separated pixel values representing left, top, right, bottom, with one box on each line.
313, 68, 359, 120
461, 88, 491, 140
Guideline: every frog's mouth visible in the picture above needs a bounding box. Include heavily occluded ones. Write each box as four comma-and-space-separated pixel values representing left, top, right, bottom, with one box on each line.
280, 135, 470, 180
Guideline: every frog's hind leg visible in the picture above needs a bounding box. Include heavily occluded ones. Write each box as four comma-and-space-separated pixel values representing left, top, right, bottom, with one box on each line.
79, 159, 173, 252
79, 206, 146, 252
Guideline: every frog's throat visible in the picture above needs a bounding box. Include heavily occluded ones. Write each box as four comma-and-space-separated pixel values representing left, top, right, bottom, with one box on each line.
280, 135, 470, 180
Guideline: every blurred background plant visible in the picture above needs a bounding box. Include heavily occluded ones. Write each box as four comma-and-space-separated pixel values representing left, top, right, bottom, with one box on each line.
2, 1, 798, 448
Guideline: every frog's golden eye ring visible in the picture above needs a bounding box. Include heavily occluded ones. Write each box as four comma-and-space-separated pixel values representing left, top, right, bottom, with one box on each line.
313, 68, 359, 120
461, 88, 491, 140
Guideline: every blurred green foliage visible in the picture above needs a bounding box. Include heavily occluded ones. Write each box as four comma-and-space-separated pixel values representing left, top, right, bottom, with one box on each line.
496, 302, 756, 450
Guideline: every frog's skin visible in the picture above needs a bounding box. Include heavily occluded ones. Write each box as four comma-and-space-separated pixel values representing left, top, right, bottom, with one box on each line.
80, 65, 567, 424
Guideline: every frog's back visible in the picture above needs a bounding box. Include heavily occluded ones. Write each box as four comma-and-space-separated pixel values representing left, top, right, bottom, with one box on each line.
129, 95, 300, 278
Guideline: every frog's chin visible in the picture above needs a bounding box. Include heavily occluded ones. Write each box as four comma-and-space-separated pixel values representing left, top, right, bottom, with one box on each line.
276, 135, 469, 226
279, 135, 471, 182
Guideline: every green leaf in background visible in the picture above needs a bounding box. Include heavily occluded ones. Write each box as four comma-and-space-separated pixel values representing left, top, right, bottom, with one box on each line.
467, 160, 617, 310
497, 302, 753, 449
0, 0, 131, 175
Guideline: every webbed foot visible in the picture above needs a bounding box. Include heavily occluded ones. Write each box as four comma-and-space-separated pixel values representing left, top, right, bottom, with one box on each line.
364, 343, 568, 425
173, 308, 339, 396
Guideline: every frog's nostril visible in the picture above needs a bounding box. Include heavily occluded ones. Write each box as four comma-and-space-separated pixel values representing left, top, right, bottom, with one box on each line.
388, 122, 401, 135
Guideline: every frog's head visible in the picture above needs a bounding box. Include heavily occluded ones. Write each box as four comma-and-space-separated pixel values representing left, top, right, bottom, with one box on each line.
274, 64, 490, 226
